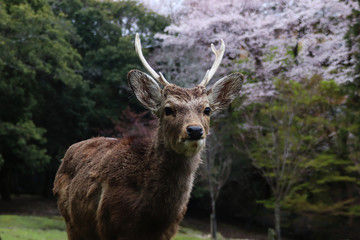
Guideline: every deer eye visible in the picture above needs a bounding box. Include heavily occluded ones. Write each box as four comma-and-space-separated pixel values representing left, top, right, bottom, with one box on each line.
164, 107, 174, 116
204, 107, 211, 116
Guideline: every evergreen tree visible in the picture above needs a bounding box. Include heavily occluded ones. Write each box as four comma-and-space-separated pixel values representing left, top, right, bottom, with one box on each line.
0, 0, 83, 199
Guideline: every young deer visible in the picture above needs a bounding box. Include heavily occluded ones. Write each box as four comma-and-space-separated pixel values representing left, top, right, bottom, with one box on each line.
53, 34, 243, 240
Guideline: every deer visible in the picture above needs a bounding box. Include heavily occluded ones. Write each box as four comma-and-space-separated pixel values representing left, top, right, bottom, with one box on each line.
53, 33, 244, 240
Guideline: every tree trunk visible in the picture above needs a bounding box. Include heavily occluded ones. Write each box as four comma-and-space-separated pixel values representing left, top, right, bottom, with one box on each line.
210, 199, 217, 240
206, 144, 218, 240
274, 201, 281, 240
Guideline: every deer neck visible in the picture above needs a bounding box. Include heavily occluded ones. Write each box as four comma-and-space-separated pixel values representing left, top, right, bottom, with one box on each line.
151, 128, 202, 176
143, 129, 202, 211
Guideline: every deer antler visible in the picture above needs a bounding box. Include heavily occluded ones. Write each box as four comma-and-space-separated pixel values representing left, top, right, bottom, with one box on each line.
135, 33, 170, 86
199, 39, 225, 87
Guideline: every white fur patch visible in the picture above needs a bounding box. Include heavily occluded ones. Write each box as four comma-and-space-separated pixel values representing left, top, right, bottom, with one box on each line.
183, 139, 205, 156
97, 182, 107, 216
105, 138, 117, 141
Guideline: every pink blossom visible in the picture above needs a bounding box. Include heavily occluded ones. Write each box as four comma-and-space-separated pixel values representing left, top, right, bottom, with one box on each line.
148, 0, 358, 99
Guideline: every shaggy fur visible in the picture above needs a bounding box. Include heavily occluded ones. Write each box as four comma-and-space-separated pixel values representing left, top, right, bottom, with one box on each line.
53, 69, 243, 240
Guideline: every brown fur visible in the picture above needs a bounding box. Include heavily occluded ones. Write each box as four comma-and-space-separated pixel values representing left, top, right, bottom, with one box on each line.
53, 69, 243, 240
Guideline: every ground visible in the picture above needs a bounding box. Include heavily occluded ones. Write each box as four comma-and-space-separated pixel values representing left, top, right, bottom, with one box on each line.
0, 195, 269, 240
0, 195, 59, 216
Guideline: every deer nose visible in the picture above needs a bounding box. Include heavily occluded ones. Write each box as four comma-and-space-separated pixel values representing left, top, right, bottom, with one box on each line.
186, 126, 203, 140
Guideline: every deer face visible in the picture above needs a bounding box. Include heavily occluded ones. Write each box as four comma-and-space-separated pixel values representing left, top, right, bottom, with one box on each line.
159, 85, 209, 156
127, 70, 243, 156
127, 34, 244, 156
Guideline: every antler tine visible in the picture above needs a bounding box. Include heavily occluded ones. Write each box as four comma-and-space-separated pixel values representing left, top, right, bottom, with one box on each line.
135, 33, 170, 86
200, 39, 225, 87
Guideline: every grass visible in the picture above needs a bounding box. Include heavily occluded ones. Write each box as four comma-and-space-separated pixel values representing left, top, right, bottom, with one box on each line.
175, 226, 211, 240
0, 215, 66, 240
0, 215, 210, 240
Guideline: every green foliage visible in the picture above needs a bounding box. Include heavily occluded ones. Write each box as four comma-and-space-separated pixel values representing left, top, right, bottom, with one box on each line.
235, 74, 360, 238
285, 153, 357, 215
245, 76, 333, 198
268, 76, 360, 217
0, 0, 82, 175
0, 120, 49, 172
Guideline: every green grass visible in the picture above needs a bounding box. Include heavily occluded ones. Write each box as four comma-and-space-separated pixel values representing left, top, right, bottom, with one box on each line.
0, 215, 66, 240
0, 215, 209, 240
175, 226, 210, 240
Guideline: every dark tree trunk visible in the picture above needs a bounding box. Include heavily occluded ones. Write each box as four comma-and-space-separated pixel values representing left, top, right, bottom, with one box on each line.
210, 199, 217, 240
274, 200, 281, 240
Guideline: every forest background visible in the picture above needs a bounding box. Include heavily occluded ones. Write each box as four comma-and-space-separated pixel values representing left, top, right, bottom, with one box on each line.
1, 0, 360, 239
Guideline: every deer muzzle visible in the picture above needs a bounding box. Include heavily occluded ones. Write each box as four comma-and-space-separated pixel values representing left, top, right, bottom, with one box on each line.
186, 125, 204, 140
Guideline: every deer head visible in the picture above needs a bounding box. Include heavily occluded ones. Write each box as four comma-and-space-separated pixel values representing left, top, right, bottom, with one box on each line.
127, 34, 243, 156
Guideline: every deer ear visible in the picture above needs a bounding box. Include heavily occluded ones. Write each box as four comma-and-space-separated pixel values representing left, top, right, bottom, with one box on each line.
127, 70, 162, 111
207, 73, 244, 112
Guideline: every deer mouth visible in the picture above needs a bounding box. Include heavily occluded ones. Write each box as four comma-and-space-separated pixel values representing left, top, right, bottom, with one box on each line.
183, 138, 205, 149
171, 137, 205, 156
183, 138, 205, 141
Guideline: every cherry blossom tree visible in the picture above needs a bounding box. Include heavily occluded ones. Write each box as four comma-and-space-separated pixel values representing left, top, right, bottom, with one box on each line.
138, 0, 183, 22
152, 0, 357, 94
